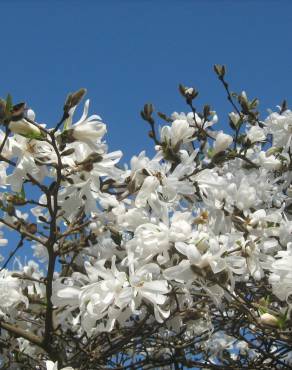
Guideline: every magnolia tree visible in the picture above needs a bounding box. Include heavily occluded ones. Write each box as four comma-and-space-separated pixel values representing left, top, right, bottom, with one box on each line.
0, 66, 291, 370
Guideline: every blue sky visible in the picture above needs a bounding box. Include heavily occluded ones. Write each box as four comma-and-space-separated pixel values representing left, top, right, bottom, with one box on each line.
1, 0, 292, 163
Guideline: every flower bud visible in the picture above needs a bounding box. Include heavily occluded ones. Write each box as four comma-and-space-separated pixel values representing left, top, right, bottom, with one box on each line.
26, 109, 36, 121
259, 312, 278, 327
240, 91, 248, 103
0, 99, 6, 121
213, 132, 233, 154
214, 64, 226, 78
26, 223, 37, 234
229, 112, 240, 126
64, 88, 87, 113
185, 87, 194, 95
266, 147, 281, 157
9, 119, 42, 138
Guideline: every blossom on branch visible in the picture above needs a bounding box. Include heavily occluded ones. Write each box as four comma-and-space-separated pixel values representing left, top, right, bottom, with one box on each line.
0, 70, 291, 369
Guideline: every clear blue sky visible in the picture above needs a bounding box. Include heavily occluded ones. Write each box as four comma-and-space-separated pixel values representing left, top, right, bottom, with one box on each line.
1, 0, 292, 163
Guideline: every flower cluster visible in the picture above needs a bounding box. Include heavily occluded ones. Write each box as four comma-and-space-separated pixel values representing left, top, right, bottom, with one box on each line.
0, 79, 291, 369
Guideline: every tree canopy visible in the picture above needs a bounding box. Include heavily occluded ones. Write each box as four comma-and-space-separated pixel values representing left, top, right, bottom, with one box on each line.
0, 66, 291, 369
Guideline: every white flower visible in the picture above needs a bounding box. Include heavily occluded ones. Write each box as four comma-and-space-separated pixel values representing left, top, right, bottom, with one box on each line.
184, 110, 218, 129
128, 263, 170, 322
70, 99, 106, 150
265, 109, 292, 151
53, 257, 132, 334
269, 243, 292, 302
257, 151, 281, 170
126, 222, 170, 264
247, 125, 266, 143
7, 136, 51, 192
53, 254, 170, 334
46, 361, 74, 370
0, 270, 28, 317
169, 212, 192, 242
135, 176, 160, 208
213, 132, 233, 154
235, 180, 257, 211
160, 119, 195, 148
1, 90, 292, 367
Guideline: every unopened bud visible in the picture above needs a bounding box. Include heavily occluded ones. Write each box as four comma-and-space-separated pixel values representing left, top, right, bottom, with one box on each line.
214, 64, 226, 78
144, 103, 154, 117
179, 84, 199, 102
229, 112, 240, 127
148, 130, 154, 138
0, 99, 6, 121
26, 109, 36, 121
6, 203, 15, 216
9, 119, 42, 138
27, 223, 37, 234
38, 216, 48, 223
259, 313, 278, 327
6, 194, 26, 206
266, 147, 281, 157
64, 88, 87, 113
213, 132, 233, 154
61, 148, 75, 157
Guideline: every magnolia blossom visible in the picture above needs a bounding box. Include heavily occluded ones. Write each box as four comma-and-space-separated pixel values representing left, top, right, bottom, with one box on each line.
0, 89, 292, 368
160, 118, 195, 148
53, 256, 169, 334
171, 111, 218, 130
246, 125, 266, 143
213, 132, 233, 154
128, 263, 170, 322
0, 270, 28, 317
7, 135, 51, 192
68, 99, 106, 150
257, 151, 281, 170
265, 109, 292, 151
269, 243, 292, 302
46, 361, 74, 370
164, 235, 245, 286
